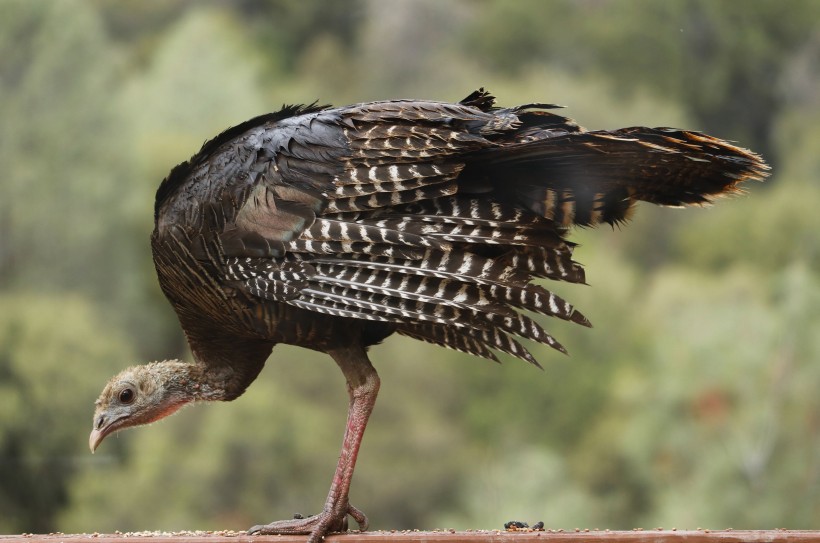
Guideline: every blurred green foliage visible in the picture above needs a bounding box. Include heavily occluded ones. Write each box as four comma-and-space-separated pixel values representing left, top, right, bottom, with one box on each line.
1, 0, 817, 534
0, 294, 133, 532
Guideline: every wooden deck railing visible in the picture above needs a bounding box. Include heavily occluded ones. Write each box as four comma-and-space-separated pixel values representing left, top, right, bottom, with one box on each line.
1, 530, 818, 543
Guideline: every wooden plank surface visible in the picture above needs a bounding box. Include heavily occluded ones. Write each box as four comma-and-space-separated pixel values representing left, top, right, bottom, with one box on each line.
1, 530, 818, 543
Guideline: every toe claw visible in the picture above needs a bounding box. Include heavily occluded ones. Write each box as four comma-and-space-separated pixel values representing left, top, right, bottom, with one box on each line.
348, 504, 369, 531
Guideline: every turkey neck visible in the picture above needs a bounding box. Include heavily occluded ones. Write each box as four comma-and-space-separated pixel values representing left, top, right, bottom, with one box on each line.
155, 360, 252, 403
153, 361, 226, 402
183, 331, 273, 401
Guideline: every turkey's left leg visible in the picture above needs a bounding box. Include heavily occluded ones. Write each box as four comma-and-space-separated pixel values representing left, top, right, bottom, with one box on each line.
248, 344, 379, 543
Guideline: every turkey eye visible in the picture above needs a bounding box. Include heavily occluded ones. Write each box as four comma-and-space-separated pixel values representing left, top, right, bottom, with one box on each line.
119, 388, 135, 404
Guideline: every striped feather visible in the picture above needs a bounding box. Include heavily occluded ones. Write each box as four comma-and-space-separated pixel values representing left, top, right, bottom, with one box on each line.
398, 197, 540, 226
298, 286, 466, 327
325, 182, 459, 213
368, 218, 556, 247
310, 265, 511, 315
462, 326, 540, 367
489, 283, 591, 326
397, 322, 500, 363
508, 247, 586, 284
310, 251, 529, 287
287, 240, 426, 259
224, 258, 314, 301
333, 163, 463, 187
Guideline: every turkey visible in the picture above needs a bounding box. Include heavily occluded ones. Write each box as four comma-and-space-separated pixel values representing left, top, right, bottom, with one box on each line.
90, 89, 767, 542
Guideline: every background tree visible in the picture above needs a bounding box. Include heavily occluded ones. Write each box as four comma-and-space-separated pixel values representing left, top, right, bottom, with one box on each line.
0, 295, 133, 533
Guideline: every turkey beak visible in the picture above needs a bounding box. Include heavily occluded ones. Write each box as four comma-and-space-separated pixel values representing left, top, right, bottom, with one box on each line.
89, 414, 110, 453
89, 428, 104, 453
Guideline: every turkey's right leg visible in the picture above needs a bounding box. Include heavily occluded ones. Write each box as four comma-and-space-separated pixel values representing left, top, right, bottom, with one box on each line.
248, 345, 379, 543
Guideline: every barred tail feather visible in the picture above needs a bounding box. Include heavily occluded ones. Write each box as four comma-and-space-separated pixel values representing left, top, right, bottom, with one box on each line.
479, 122, 769, 228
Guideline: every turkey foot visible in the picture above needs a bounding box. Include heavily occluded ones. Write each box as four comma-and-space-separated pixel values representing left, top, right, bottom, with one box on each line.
248, 503, 368, 541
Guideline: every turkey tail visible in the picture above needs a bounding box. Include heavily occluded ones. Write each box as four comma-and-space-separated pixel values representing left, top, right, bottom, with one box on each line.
476, 122, 769, 227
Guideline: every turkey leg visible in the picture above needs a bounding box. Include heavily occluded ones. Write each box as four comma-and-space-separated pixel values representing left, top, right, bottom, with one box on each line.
248, 344, 380, 543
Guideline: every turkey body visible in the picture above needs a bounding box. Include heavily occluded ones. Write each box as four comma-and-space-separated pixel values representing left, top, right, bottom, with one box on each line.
118, 90, 766, 541
152, 90, 763, 379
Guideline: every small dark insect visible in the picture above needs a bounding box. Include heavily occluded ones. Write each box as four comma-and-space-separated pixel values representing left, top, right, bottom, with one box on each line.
504, 520, 530, 530
532, 521, 545, 530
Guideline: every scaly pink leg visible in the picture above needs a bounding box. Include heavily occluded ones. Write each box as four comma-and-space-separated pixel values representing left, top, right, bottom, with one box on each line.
249, 345, 380, 543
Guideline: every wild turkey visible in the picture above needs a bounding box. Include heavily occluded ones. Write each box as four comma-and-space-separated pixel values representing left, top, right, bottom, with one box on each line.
90, 89, 767, 542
